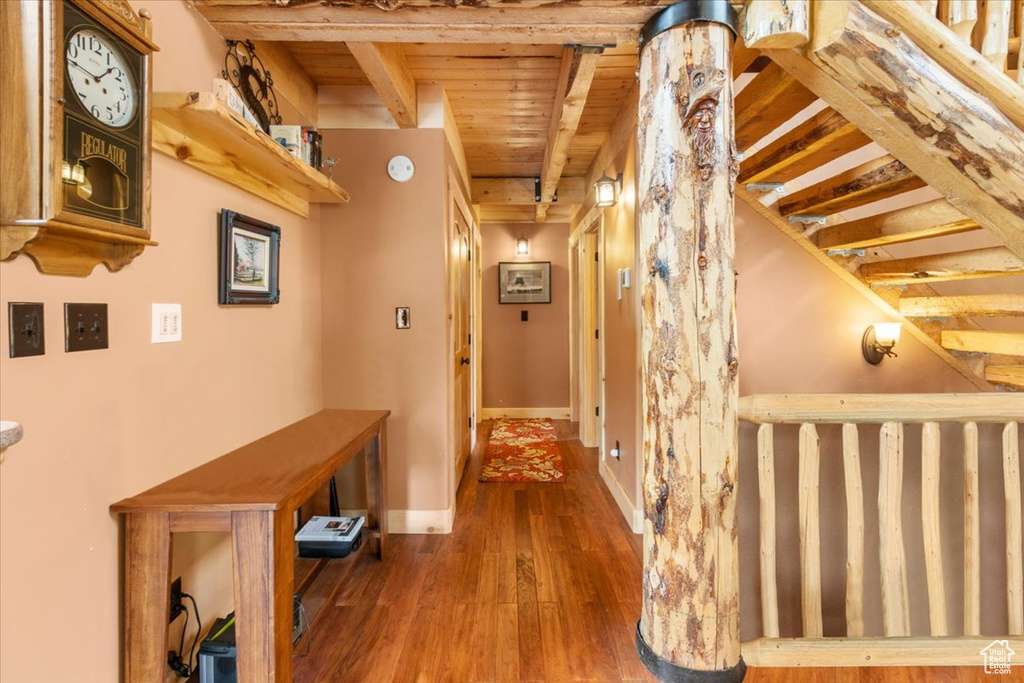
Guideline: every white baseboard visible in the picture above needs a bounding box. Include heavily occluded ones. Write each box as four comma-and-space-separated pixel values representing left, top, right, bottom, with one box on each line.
480, 407, 570, 420
387, 507, 453, 534
599, 460, 643, 534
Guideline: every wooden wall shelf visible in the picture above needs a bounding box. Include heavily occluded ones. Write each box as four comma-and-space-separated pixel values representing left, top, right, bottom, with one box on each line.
152, 92, 349, 218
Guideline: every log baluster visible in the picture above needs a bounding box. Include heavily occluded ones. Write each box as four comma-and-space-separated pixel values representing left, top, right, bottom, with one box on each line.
799, 423, 823, 638
945, 0, 980, 42
964, 421, 981, 636
1004, 422, 1023, 635
842, 423, 865, 637
879, 422, 911, 637
635, 2, 744, 680
921, 421, 948, 636
758, 423, 780, 638
974, 0, 1012, 69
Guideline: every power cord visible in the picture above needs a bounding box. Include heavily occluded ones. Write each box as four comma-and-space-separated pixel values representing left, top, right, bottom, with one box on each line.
167, 592, 202, 678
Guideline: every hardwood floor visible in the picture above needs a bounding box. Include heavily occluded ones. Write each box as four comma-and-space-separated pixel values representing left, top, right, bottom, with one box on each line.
293, 420, 1018, 683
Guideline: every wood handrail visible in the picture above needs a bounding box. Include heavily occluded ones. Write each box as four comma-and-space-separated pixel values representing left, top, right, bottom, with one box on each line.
739, 393, 1023, 423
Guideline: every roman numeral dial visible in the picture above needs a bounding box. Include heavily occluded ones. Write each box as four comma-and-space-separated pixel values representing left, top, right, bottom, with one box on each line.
65, 27, 137, 128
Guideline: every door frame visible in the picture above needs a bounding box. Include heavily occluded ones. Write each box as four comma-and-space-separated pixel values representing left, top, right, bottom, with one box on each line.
570, 213, 605, 451
446, 166, 479, 515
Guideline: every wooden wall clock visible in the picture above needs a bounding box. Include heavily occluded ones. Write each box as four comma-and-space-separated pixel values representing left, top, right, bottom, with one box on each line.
0, 0, 158, 276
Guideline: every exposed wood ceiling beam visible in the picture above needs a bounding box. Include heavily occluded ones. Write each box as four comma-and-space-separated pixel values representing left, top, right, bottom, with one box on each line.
585, 81, 638, 189
191, 2, 678, 44
252, 41, 319, 126
738, 108, 869, 185
346, 42, 417, 128
536, 47, 601, 222
478, 204, 577, 224
734, 62, 817, 150
764, 1, 1024, 259
899, 294, 1024, 318
812, 199, 979, 251
859, 247, 1024, 285
472, 177, 585, 206
942, 330, 1024, 356
777, 156, 925, 218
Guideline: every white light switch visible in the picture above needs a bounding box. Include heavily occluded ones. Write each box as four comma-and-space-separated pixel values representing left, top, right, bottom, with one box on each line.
151, 303, 182, 343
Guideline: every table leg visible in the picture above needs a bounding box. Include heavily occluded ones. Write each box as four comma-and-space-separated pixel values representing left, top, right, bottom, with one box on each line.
231, 509, 294, 683
365, 423, 389, 558
124, 511, 171, 681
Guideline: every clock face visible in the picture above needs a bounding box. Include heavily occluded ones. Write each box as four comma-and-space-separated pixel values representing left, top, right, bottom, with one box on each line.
65, 27, 138, 129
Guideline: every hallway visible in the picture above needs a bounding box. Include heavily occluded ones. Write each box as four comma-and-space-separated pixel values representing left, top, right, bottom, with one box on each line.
290, 420, 1009, 683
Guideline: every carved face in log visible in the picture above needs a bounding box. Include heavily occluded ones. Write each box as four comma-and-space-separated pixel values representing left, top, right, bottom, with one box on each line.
688, 97, 718, 181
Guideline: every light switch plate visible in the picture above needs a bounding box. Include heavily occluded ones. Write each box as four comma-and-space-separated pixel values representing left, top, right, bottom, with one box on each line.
396, 307, 410, 329
8, 302, 45, 358
65, 303, 108, 352
152, 303, 182, 343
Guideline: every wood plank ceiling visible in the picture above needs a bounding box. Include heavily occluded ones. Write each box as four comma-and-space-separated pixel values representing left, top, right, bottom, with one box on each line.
281, 40, 638, 223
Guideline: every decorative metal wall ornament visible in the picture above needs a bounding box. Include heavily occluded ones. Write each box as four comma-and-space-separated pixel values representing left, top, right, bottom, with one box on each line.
222, 40, 282, 134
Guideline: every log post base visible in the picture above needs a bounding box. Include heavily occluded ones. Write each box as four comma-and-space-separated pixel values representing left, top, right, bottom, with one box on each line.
636, 622, 748, 682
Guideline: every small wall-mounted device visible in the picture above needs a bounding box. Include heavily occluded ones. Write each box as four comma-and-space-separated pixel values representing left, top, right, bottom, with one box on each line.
610, 439, 621, 460
396, 307, 411, 329
64, 303, 108, 352
152, 303, 182, 343
617, 268, 632, 300
521, 310, 529, 322
8, 302, 45, 358
387, 155, 415, 183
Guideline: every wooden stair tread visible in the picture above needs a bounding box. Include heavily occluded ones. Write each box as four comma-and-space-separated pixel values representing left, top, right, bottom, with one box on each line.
899, 294, 1024, 318
739, 108, 870, 186
777, 156, 926, 218
985, 364, 1024, 388
813, 199, 980, 251
941, 330, 1024, 356
860, 247, 1024, 285
735, 61, 818, 150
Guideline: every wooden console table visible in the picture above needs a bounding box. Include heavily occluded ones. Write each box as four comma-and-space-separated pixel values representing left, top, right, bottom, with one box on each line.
111, 409, 389, 682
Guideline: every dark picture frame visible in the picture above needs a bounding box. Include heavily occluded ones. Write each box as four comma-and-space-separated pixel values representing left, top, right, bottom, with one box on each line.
219, 209, 281, 305
498, 261, 551, 304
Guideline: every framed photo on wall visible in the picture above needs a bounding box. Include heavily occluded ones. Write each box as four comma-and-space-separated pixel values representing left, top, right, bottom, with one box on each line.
498, 261, 551, 304
219, 209, 281, 305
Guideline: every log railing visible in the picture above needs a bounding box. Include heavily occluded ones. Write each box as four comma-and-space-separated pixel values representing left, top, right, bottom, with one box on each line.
744, 0, 1024, 87
739, 394, 1023, 666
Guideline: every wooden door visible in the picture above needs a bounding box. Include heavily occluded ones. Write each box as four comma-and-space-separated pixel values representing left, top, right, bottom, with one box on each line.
452, 204, 473, 484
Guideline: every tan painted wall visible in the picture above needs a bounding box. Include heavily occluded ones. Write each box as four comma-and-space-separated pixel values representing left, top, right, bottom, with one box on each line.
0, 3, 324, 680
597, 137, 1017, 641
319, 128, 451, 517
481, 223, 570, 410
596, 142, 642, 510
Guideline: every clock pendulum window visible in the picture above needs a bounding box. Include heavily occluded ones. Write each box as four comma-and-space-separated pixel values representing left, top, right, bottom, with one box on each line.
0, 0, 158, 276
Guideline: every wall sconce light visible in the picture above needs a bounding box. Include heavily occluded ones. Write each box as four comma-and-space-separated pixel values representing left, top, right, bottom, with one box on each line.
515, 235, 530, 256
862, 322, 901, 365
595, 173, 622, 207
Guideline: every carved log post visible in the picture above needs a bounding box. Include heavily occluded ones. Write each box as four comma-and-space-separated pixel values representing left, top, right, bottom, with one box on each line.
635, 2, 745, 682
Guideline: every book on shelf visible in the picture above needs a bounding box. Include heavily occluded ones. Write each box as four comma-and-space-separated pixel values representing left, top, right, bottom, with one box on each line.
211, 78, 260, 129
269, 125, 303, 160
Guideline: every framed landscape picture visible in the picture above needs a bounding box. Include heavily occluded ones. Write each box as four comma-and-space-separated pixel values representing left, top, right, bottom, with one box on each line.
219, 209, 281, 305
498, 261, 551, 304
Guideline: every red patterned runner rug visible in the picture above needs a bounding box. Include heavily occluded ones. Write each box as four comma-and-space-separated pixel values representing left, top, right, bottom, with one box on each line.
478, 418, 567, 483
